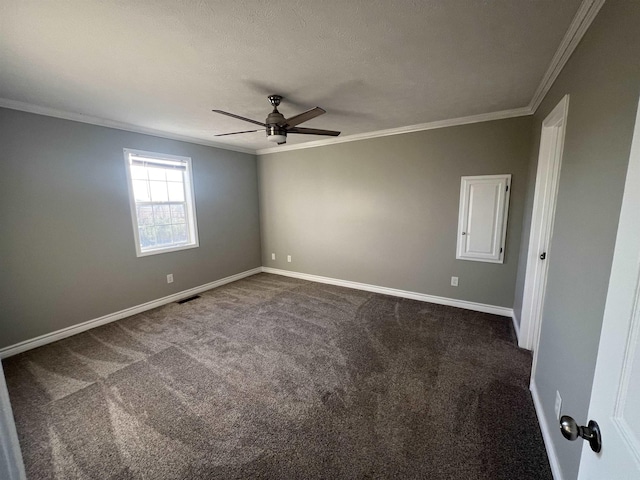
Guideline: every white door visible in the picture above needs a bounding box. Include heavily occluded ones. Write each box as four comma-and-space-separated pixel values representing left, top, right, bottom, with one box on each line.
576, 98, 640, 479
520, 95, 569, 351
0, 363, 26, 480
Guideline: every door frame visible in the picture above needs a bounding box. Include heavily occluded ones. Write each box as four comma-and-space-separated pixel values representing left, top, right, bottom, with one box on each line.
520, 95, 569, 358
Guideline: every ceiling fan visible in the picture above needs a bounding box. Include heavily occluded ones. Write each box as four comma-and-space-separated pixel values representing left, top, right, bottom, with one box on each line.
212, 95, 340, 145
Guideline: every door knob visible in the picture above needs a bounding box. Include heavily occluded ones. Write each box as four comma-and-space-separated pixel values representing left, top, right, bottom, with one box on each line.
540, 252, 547, 260
560, 415, 602, 453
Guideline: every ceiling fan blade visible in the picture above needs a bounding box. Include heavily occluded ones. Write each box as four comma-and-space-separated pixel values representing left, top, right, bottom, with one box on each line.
282, 107, 326, 127
287, 126, 341, 137
214, 129, 261, 137
212, 110, 266, 127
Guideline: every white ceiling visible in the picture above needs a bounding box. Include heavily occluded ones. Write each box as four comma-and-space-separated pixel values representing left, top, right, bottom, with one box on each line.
0, 0, 584, 152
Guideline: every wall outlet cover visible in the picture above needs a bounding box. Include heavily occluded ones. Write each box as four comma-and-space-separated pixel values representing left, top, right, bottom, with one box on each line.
167, 274, 174, 284
271, 253, 276, 260
287, 255, 292, 263
451, 276, 459, 287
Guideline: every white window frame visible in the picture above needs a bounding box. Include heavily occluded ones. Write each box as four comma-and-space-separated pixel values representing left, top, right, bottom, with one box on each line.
123, 148, 199, 257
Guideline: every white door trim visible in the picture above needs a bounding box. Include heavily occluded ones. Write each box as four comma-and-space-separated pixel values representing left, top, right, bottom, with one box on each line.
520, 95, 570, 353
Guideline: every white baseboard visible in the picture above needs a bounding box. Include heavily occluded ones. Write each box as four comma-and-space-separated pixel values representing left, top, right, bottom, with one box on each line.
0, 267, 262, 359
511, 311, 521, 344
1, 266, 514, 359
530, 381, 563, 480
261, 267, 513, 318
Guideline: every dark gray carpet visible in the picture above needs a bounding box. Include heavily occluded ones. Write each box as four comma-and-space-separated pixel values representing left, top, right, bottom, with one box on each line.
3, 273, 552, 479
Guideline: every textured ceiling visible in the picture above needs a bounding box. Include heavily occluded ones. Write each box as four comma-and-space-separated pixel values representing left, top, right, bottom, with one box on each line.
0, 0, 583, 151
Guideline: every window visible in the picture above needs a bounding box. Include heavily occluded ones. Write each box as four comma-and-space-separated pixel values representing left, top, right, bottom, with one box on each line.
123, 148, 199, 257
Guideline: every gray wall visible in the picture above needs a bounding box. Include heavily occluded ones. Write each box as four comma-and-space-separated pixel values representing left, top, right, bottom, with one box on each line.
0, 108, 261, 349
513, 1, 640, 478
259, 117, 533, 308
511, 134, 540, 327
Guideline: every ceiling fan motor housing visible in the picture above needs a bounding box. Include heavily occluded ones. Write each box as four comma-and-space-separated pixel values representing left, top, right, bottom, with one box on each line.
266, 111, 287, 142
266, 124, 287, 136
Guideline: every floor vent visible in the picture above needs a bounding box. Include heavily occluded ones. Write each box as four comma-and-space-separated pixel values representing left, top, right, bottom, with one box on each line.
176, 295, 201, 305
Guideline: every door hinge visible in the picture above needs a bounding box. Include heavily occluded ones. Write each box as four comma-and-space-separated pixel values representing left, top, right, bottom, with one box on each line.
500, 247, 503, 253
506, 185, 509, 192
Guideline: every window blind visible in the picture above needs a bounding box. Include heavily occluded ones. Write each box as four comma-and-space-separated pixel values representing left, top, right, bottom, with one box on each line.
129, 154, 187, 171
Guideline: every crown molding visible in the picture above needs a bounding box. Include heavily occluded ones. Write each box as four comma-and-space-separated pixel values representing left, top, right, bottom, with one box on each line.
528, 0, 606, 113
256, 106, 532, 155
1, 0, 604, 155
257, 0, 605, 156
0, 98, 256, 155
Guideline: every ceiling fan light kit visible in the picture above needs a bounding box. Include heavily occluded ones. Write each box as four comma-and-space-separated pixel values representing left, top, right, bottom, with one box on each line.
213, 95, 340, 145
267, 132, 287, 144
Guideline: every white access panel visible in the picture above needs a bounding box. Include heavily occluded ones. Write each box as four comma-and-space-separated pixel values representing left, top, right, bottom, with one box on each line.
456, 174, 511, 263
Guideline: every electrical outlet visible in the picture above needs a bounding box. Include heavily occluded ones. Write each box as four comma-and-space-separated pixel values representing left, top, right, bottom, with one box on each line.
555, 391, 562, 421
287, 255, 292, 263
271, 253, 276, 260
167, 274, 174, 284
451, 276, 459, 287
